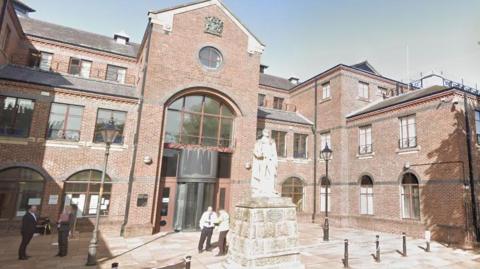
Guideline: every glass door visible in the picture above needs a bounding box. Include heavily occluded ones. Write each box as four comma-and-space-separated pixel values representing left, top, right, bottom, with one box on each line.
173, 182, 215, 231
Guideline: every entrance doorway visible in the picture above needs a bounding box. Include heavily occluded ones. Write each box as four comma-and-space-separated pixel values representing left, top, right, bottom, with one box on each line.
173, 182, 215, 231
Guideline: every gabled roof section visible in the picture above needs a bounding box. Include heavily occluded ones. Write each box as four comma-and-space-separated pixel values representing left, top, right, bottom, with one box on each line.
347, 85, 449, 119
259, 73, 295, 91
148, 0, 264, 54
350, 60, 380, 75
258, 107, 313, 125
0, 65, 138, 99
19, 17, 139, 58
13, 0, 35, 13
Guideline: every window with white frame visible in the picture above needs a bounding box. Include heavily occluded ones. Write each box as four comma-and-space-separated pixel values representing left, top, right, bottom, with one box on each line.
322, 82, 331, 99
358, 82, 369, 99
39, 52, 53, 71
377, 86, 387, 97
271, 130, 287, 157
399, 115, 416, 149
360, 175, 374, 215
401, 173, 420, 219
106, 65, 127, 84
320, 132, 331, 159
320, 177, 331, 212
293, 133, 307, 159
358, 125, 372, 154
69, 57, 92, 78
475, 110, 480, 144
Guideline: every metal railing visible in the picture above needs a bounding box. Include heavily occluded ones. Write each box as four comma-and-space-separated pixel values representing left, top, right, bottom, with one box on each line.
358, 144, 373, 155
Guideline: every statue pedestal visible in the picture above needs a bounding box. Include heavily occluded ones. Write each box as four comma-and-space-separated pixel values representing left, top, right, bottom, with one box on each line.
223, 197, 304, 269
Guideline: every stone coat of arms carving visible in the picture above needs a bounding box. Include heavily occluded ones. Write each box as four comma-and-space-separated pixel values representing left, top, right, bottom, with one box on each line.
205, 16, 224, 36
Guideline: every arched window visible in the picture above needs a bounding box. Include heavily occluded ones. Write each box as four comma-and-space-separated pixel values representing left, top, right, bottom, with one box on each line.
401, 173, 420, 219
360, 175, 374, 215
64, 170, 112, 217
165, 94, 235, 148
320, 177, 331, 212
281, 177, 304, 211
0, 167, 44, 219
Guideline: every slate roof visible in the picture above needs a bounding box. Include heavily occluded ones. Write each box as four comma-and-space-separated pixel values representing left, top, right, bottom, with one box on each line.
18, 17, 139, 58
0, 65, 138, 99
257, 107, 313, 125
350, 60, 380, 75
259, 73, 295, 91
347, 85, 450, 118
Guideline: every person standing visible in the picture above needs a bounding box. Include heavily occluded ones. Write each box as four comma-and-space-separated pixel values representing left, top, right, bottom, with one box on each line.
198, 206, 217, 253
18, 205, 38, 260
215, 208, 230, 256
56, 206, 73, 257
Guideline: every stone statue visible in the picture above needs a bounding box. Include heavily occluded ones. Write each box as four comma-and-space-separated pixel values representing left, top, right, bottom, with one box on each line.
251, 129, 278, 197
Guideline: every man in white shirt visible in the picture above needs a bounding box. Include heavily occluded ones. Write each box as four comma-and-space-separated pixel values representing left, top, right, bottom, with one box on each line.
198, 206, 217, 253
215, 208, 230, 256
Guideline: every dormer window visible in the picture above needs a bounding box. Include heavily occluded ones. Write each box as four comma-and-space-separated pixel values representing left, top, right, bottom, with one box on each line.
113, 31, 130, 45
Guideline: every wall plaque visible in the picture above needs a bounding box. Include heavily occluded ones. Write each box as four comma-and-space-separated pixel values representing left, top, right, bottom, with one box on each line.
205, 16, 224, 36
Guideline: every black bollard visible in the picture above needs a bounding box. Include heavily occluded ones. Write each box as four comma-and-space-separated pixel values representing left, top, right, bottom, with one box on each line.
185, 255, 192, 269
374, 235, 380, 262
111, 262, 119, 269
425, 230, 431, 252
402, 232, 407, 257
342, 239, 349, 268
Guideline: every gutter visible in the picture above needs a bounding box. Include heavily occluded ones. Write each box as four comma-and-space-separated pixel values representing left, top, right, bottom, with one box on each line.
120, 21, 153, 237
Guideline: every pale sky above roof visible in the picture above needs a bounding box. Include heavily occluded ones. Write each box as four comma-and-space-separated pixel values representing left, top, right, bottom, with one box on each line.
23, 0, 480, 87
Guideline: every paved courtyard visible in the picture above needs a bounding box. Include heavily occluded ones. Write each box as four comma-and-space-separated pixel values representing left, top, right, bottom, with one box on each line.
0, 223, 479, 269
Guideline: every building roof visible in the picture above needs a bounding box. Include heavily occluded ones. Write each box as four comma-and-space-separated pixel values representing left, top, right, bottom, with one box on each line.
350, 60, 380, 75
259, 73, 295, 91
257, 107, 313, 125
0, 65, 138, 99
12, 0, 35, 13
18, 17, 139, 58
347, 85, 450, 118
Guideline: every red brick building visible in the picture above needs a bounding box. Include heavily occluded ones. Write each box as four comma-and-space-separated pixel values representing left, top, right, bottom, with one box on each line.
0, 0, 478, 245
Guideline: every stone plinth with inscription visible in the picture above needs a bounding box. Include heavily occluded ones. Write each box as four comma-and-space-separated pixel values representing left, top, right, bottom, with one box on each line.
223, 197, 304, 269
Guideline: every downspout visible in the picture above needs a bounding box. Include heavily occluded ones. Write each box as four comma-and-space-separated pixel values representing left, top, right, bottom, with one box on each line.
312, 80, 318, 223
120, 21, 153, 237
463, 90, 480, 241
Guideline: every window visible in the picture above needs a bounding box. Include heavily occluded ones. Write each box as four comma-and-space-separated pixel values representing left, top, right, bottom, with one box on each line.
273, 97, 284, 110
475, 111, 480, 144
199, 46, 223, 69
68, 58, 92, 78
358, 82, 369, 99
258, 94, 266, 107
0, 96, 34, 138
360, 175, 374, 215
63, 170, 112, 217
401, 173, 420, 219
322, 82, 331, 99
293, 133, 307, 159
47, 103, 84, 141
399, 115, 416, 149
161, 149, 179, 177
320, 177, 331, 212
281, 177, 304, 211
377, 86, 387, 96
0, 167, 44, 219
218, 153, 232, 178
28, 51, 54, 71
358, 125, 372, 154
165, 95, 235, 147
106, 65, 127, 83
1, 25, 10, 50
320, 132, 331, 159
93, 109, 126, 144
271, 130, 287, 157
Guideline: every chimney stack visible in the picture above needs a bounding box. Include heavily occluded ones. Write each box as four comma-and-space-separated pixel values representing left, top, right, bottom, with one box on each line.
260, 64, 268, 74
289, 77, 300, 85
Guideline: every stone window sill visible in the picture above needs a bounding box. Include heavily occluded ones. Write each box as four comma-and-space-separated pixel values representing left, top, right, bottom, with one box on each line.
87, 142, 128, 151
292, 158, 311, 164
396, 146, 421, 155
356, 152, 375, 159
357, 97, 370, 102
45, 140, 85, 148
0, 136, 34, 145
319, 97, 332, 104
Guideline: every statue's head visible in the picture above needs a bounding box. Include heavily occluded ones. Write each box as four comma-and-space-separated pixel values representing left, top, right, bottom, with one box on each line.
262, 129, 271, 138
207, 206, 213, 212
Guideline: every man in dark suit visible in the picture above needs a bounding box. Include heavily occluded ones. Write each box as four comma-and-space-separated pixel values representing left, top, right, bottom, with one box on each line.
18, 205, 38, 260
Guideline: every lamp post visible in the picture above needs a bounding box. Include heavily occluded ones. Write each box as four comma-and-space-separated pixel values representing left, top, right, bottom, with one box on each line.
86, 118, 119, 266
321, 144, 332, 241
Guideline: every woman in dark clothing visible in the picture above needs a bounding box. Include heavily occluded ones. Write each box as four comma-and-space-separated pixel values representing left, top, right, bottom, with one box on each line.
56, 206, 73, 257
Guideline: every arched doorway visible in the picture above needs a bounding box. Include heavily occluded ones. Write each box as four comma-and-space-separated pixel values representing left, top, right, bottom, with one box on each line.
162, 93, 236, 231
63, 170, 112, 217
0, 167, 44, 219
401, 172, 420, 219
281, 177, 304, 211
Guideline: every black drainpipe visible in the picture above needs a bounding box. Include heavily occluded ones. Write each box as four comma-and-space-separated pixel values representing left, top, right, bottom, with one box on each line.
463, 90, 480, 241
120, 21, 153, 237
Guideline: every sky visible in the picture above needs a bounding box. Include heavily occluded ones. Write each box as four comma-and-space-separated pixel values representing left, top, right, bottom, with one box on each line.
23, 0, 480, 87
